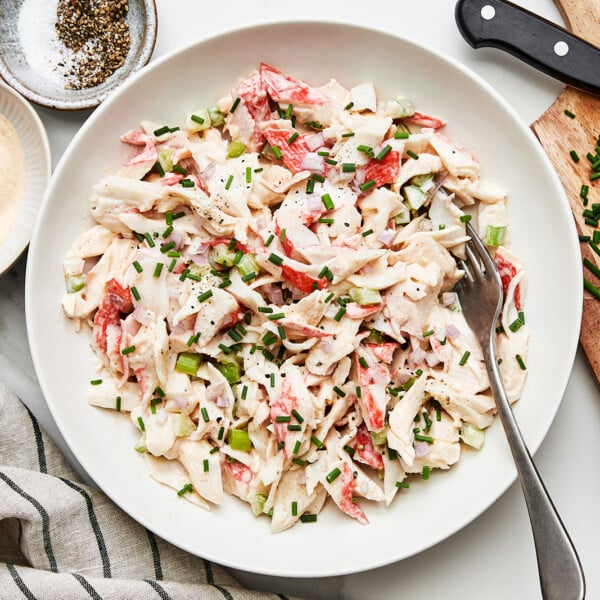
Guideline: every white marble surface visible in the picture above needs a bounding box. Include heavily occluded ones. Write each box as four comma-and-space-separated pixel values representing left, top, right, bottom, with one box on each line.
1, 1, 599, 598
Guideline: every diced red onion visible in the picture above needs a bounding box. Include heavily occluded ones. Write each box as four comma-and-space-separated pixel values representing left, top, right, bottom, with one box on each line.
155, 410, 168, 425
354, 169, 366, 185
306, 132, 325, 151
409, 347, 427, 364
377, 229, 396, 246
172, 395, 188, 409
170, 230, 184, 249
131, 306, 153, 326
266, 285, 283, 305
445, 324, 461, 340
202, 161, 216, 180
190, 253, 209, 267
397, 371, 412, 385
307, 195, 324, 211
216, 396, 231, 408
425, 352, 441, 368
414, 442, 430, 457
442, 292, 457, 307
300, 152, 325, 173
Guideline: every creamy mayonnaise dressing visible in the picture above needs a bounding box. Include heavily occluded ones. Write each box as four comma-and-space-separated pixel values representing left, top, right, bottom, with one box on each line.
0, 112, 26, 245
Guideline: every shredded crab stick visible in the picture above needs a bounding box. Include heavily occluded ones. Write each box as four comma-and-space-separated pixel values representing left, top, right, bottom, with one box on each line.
62, 64, 529, 532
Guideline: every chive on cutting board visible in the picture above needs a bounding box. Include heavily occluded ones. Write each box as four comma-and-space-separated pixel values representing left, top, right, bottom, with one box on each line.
530, 0, 600, 383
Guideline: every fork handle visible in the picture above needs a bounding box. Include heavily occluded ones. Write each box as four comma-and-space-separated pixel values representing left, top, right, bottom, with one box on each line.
483, 337, 585, 600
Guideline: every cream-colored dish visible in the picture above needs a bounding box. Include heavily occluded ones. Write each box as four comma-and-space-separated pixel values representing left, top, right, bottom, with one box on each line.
25, 22, 581, 577
0, 80, 51, 276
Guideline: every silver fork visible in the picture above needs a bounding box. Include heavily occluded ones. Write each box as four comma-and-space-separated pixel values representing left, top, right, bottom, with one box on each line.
455, 223, 585, 600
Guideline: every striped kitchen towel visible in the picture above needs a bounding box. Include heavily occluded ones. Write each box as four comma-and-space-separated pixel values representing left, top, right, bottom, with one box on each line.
0, 384, 298, 600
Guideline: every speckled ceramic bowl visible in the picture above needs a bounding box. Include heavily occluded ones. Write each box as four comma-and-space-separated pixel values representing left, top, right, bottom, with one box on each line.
0, 0, 157, 110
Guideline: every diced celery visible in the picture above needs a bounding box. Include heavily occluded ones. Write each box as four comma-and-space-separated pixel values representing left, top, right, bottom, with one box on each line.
134, 433, 147, 453
208, 108, 225, 127
393, 202, 411, 225
209, 243, 236, 269
348, 287, 382, 306
251, 492, 268, 516
402, 184, 428, 210
459, 423, 485, 449
411, 173, 435, 192
217, 362, 241, 385
392, 98, 415, 118
370, 428, 387, 446
184, 108, 211, 133
236, 253, 260, 278
158, 148, 174, 173
229, 429, 252, 451
485, 225, 507, 246
176, 352, 202, 376
227, 140, 246, 158
65, 274, 86, 293
173, 413, 196, 437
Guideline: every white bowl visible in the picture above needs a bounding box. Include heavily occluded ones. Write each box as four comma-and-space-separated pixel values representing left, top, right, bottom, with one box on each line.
0, 80, 51, 275
25, 21, 581, 577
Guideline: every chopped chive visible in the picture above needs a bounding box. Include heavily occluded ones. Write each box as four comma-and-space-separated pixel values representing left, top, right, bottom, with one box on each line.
218, 426, 225, 440
344, 101, 354, 110
356, 385, 362, 398
341, 132, 355, 138
325, 158, 338, 165
180, 178, 195, 188
333, 307, 346, 321
292, 440, 301, 454
271, 145, 283, 159
177, 483, 193, 496
394, 131, 410, 139
144, 232, 155, 248
133, 231, 145, 243
325, 292, 335, 303
570, 150, 580, 163
341, 162, 356, 173
154, 161, 165, 176
359, 356, 369, 369
186, 333, 200, 347
225, 174, 234, 190
326, 467, 342, 483
191, 114, 205, 124
254, 167, 263, 173
361, 229, 374, 237
376, 144, 392, 161
306, 178, 315, 194
321, 193, 334, 210
121, 345, 135, 355
241, 385, 248, 400
197, 290, 213, 302
186, 273, 202, 282
318, 218, 334, 224
311, 435, 323, 448
210, 446, 219, 454
132, 261, 143, 273
245, 166, 252, 184
258, 306, 274, 313
584, 258, 600, 279
233, 250, 243, 265
564, 109, 576, 118
203, 458, 209, 472
395, 481, 410, 489
318, 265, 329, 278
115, 396, 121, 411
261, 331, 278, 346
280, 228, 287, 243
218, 343, 233, 355
589, 241, 600, 258
172, 211, 186, 220
459, 214, 472, 223
333, 385, 346, 397
172, 164, 187, 175
285, 103, 294, 118
265, 233, 275, 247
230, 97, 241, 113
90, 379, 102, 386
422, 466, 431, 480
359, 179, 376, 192
137, 416, 145, 431
130, 286, 141, 301
515, 354, 527, 370
357, 144, 373, 156
311, 173, 325, 183
407, 149, 419, 160
287, 131, 299, 144
343, 444, 355, 457
459, 350, 471, 366
287, 424, 302, 431
278, 325, 286, 340
241, 271, 257, 282
275, 415, 291, 423
591, 172, 600, 181
388, 447, 398, 460
292, 458, 307, 466
153, 125, 170, 136
422, 329, 434, 337
201, 407, 210, 423
508, 317, 524, 332
160, 242, 175, 254
269, 372, 275, 388
581, 184, 589, 199
268, 253, 284, 266
291, 501, 298, 517
292, 409, 304, 424
414, 433, 434, 443
317, 150, 330, 156
162, 226, 174, 240
228, 329, 242, 342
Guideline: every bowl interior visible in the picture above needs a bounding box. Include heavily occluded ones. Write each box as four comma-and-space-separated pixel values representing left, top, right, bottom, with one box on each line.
25, 21, 581, 577
0, 0, 157, 110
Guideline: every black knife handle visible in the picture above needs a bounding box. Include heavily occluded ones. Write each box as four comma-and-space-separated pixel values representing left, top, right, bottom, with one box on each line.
455, 0, 600, 95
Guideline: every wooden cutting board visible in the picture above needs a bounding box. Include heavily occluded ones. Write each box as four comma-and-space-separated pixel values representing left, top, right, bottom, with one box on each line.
531, 0, 600, 382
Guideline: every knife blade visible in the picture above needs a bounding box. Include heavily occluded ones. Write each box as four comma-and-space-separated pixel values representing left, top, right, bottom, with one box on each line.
455, 0, 600, 96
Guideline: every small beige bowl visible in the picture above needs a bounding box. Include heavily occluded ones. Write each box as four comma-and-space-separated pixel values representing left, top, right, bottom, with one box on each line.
0, 0, 157, 111
0, 80, 51, 275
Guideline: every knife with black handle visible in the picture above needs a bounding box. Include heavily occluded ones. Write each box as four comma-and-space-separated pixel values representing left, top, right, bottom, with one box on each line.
455, 0, 600, 96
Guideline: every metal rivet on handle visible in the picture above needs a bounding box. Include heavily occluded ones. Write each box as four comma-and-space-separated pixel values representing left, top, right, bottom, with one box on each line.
481, 5, 496, 20
554, 41, 569, 56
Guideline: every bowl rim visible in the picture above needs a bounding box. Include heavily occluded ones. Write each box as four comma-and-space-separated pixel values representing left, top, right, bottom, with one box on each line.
0, 0, 158, 111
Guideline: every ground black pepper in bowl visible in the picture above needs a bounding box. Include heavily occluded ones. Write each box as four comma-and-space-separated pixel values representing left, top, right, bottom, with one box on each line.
55, 0, 131, 90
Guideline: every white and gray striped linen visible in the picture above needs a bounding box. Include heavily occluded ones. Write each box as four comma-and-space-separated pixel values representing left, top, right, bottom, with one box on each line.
0, 384, 299, 600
